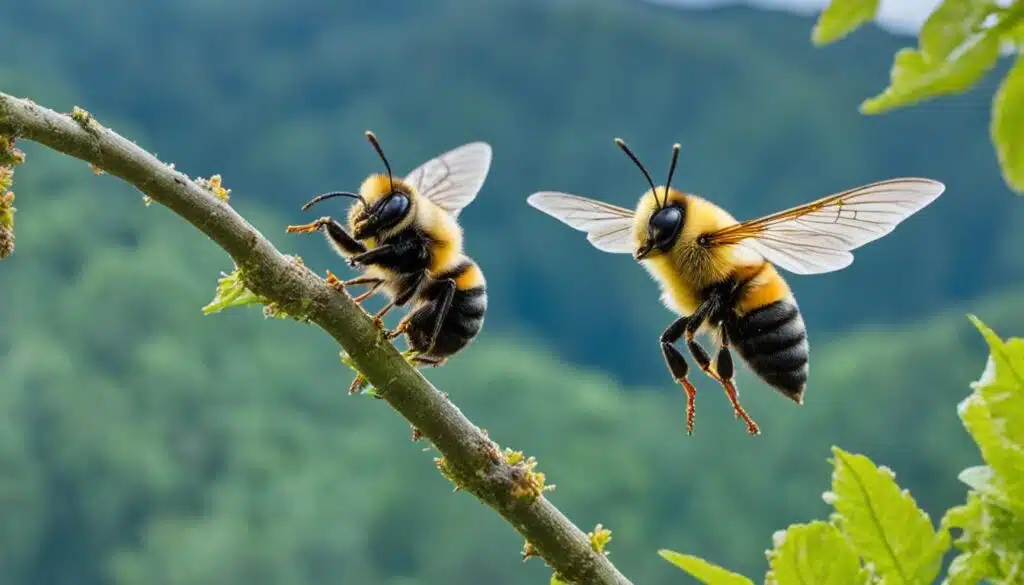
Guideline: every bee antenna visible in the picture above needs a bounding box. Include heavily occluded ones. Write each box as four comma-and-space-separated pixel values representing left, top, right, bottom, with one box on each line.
614, 137, 662, 209
301, 191, 366, 211
664, 143, 681, 200
364, 130, 394, 194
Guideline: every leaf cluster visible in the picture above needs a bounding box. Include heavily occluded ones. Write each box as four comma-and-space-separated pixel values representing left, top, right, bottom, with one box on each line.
661, 317, 1024, 585
814, 0, 1024, 193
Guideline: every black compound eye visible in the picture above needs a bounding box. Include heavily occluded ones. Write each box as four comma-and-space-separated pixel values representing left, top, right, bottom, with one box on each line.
378, 193, 409, 225
649, 206, 683, 246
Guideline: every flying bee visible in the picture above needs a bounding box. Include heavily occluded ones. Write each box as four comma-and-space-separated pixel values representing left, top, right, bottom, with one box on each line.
287, 131, 492, 384
527, 138, 944, 436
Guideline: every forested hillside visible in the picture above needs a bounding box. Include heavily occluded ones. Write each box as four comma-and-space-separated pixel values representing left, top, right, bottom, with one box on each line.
7, 0, 1021, 383
1, 0, 1021, 584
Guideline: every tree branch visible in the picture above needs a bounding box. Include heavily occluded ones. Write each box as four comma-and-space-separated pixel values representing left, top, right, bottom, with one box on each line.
0, 92, 634, 585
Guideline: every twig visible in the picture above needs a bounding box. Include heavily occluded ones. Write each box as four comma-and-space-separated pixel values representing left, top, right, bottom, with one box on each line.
0, 92, 634, 585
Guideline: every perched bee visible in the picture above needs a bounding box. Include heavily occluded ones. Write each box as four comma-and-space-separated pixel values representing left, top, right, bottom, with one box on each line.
287, 131, 492, 380
527, 138, 944, 435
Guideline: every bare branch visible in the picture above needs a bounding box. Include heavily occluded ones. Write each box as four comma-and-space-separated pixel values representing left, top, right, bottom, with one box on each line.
0, 92, 634, 585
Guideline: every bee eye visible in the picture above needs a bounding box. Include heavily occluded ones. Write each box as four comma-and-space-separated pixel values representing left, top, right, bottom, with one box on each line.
377, 193, 410, 225
649, 206, 683, 247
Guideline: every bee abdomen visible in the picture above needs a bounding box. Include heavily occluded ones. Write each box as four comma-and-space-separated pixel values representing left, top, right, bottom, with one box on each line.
407, 259, 487, 359
726, 299, 809, 403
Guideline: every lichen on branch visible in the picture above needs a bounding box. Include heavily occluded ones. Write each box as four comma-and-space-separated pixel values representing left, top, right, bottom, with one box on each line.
0, 134, 24, 259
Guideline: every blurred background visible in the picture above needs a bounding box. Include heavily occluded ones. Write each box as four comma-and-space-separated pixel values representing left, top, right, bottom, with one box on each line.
2, 0, 1022, 583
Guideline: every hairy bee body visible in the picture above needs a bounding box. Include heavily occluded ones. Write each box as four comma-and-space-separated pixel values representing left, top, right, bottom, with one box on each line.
528, 137, 943, 435
637, 190, 809, 402
321, 173, 489, 361
289, 133, 492, 371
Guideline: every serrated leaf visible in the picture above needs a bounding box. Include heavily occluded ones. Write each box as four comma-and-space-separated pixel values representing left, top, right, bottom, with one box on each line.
657, 550, 753, 585
766, 521, 867, 585
918, 0, 997, 60
991, 55, 1024, 193
943, 551, 999, 585
829, 447, 950, 584
860, 0, 1001, 114
201, 268, 267, 315
957, 465, 996, 494
941, 495, 997, 585
959, 317, 1024, 514
941, 491, 1024, 585
812, 0, 880, 45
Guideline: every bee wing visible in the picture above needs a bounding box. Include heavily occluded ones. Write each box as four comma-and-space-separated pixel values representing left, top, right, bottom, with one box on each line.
705, 178, 945, 275
527, 191, 635, 254
404, 142, 492, 217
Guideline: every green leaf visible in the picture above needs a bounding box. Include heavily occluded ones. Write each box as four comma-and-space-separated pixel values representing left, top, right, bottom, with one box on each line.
957, 465, 997, 495
657, 550, 753, 585
550, 575, 569, 585
811, 0, 880, 45
941, 491, 1024, 585
991, 55, 1024, 194
860, 0, 1001, 114
1011, 21, 1024, 47
960, 316, 1024, 514
766, 521, 867, 585
201, 267, 267, 315
827, 447, 950, 584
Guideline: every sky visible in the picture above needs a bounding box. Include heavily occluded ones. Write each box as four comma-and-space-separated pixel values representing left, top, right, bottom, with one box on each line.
643, 0, 942, 35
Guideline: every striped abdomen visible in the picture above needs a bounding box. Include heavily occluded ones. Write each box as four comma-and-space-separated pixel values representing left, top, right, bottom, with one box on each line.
406, 257, 487, 359
725, 298, 809, 403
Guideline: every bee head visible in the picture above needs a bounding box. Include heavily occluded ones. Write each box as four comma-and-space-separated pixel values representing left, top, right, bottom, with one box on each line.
613, 138, 685, 260
350, 131, 417, 240
350, 175, 415, 240
298, 131, 417, 241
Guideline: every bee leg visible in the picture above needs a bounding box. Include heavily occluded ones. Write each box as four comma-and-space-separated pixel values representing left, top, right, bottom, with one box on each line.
681, 295, 759, 435
372, 300, 396, 329
319, 218, 370, 258
386, 318, 409, 341
347, 243, 404, 269
682, 298, 722, 383
344, 275, 385, 287
660, 315, 700, 435
715, 328, 760, 436
422, 279, 457, 357
412, 355, 447, 368
285, 217, 330, 234
351, 279, 385, 303
380, 272, 427, 334
323, 269, 346, 292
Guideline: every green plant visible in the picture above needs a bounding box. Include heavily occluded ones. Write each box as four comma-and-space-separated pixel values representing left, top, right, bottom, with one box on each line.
813, 0, 1024, 194
660, 316, 1024, 584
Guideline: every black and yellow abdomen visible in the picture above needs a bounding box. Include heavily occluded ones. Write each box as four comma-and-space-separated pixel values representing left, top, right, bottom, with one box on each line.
405, 257, 487, 359
725, 295, 809, 404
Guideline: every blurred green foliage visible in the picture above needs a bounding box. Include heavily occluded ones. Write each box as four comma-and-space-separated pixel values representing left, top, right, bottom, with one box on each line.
6, 0, 1024, 385
2, 0, 1024, 584
663, 320, 1024, 585
815, 0, 1024, 193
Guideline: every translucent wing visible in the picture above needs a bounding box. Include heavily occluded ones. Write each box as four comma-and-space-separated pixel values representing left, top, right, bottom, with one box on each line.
705, 178, 945, 275
527, 191, 635, 254
404, 142, 492, 217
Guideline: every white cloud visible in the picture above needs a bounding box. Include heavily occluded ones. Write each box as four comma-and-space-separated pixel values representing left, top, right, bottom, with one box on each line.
642, 0, 943, 36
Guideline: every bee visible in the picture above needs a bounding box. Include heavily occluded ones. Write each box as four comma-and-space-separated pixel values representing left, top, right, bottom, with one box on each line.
287, 131, 492, 385
527, 138, 944, 435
